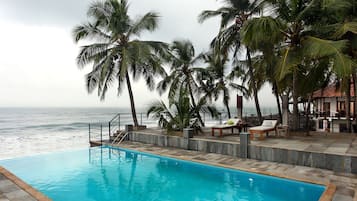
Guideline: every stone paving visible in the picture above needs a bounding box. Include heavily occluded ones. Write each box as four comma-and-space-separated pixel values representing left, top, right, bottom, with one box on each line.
142, 127, 357, 156
0, 173, 37, 201
0, 167, 50, 201
115, 141, 357, 201
203, 129, 357, 156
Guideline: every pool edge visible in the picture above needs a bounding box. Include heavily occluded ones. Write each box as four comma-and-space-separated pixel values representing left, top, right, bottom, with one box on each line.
318, 183, 336, 201
112, 145, 335, 201
0, 166, 52, 201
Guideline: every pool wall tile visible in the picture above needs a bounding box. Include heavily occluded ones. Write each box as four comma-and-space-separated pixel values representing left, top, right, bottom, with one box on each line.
299, 151, 312, 167
311, 152, 326, 169
351, 157, 357, 174
272, 148, 286, 163
287, 150, 298, 165
188, 140, 197, 150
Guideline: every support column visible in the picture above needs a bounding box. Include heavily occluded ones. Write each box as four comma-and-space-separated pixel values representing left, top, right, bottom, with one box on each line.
240, 132, 250, 158
125, 124, 133, 141
282, 95, 289, 126
237, 95, 243, 119
183, 128, 193, 150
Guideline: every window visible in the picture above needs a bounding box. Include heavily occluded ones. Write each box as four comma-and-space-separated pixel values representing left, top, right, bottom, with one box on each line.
323, 102, 330, 116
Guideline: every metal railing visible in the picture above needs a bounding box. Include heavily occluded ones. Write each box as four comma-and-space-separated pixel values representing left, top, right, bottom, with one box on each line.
108, 113, 149, 139
88, 122, 111, 143
88, 123, 103, 143
89, 113, 146, 144
88, 111, 270, 144
111, 131, 129, 145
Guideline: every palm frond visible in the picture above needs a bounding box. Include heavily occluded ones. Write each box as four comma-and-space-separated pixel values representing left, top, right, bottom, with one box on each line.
72, 23, 110, 42
241, 16, 284, 50
302, 36, 348, 59
276, 47, 301, 80
334, 21, 357, 39
198, 7, 232, 24
85, 70, 100, 94
76, 43, 112, 68
229, 83, 249, 97
128, 12, 160, 37
99, 57, 117, 100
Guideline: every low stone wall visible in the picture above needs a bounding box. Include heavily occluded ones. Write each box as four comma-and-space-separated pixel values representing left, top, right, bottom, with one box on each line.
128, 131, 357, 173
188, 139, 241, 157
129, 132, 241, 156
129, 132, 188, 149
249, 145, 357, 173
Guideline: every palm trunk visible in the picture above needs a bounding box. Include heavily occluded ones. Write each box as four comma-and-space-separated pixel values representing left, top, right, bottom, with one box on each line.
353, 73, 357, 131
188, 84, 205, 127
225, 101, 231, 118
126, 72, 139, 127
305, 95, 312, 135
246, 47, 263, 123
346, 78, 351, 133
292, 69, 299, 130
273, 82, 282, 123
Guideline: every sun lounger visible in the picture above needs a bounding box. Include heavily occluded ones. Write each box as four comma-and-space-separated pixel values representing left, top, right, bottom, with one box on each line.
248, 120, 278, 140
211, 118, 242, 137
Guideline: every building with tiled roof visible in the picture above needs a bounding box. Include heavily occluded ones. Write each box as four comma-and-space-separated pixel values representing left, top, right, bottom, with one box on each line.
312, 84, 355, 133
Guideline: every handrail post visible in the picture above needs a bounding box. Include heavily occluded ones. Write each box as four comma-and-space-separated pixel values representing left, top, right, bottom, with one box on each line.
109, 122, 111, 138
119, 114, 121, 131
88, 124, 91, 143
203, 112, 206, 124
140, 113, 143, 125
100, 124, 103, 144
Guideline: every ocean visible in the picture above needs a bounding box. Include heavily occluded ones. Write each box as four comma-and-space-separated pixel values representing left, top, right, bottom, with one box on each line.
0, 107, 277, 160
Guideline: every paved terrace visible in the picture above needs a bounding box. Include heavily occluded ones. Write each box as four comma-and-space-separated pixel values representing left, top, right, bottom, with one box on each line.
0, 167, 50, 201
115, 141, 357, 201
138, 128, 357, 157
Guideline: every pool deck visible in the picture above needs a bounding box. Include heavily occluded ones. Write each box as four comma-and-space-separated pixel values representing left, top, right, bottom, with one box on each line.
139, 127, 357, 157
114, 141, 357, 201
0, 167, 50, 201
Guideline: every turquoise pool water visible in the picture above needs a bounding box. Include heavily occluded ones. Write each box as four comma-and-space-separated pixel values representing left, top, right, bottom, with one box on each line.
0, 146, 325, 201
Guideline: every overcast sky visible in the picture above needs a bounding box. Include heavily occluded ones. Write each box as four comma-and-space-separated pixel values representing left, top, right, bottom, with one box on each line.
0, 0, 276, 109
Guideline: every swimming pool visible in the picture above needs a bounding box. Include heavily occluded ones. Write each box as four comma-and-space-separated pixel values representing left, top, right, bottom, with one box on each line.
0, 146, 325, 201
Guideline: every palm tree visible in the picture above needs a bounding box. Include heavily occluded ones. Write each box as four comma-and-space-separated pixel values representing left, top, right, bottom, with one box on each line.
73, 0, 168, 127
198, 43, 248, 118
240, 16, 286, 122
198, 0, 264, 123
157, 40, 205, 126
249, 0, 354, 130
330, 0, 357, 131
148, 85, 218, 132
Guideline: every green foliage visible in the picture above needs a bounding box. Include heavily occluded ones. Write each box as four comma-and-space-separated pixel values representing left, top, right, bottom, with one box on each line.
241, 16, 284, 51
334, 22, 357, 39
73, 0, 168, 100
157, 40, 200, 104
147, 86, 219, 132
73, 0, 169, 126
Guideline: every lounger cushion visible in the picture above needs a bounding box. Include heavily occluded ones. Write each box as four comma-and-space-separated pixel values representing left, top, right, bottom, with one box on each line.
225, 118, 240, 125
249, 120, 278, 132
226, 119, 235, 125
212, 118, 241, 129
261, 120, 278, 127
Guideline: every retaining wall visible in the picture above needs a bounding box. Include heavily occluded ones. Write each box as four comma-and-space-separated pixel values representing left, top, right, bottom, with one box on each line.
128, 131, 357, 174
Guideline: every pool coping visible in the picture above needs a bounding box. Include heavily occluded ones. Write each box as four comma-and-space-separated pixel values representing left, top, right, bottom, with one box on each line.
112, 144, 336, 201
0, 166, 51, 201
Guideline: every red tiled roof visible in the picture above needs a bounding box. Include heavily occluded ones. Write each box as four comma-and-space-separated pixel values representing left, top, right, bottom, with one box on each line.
312, 84, 355, 98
